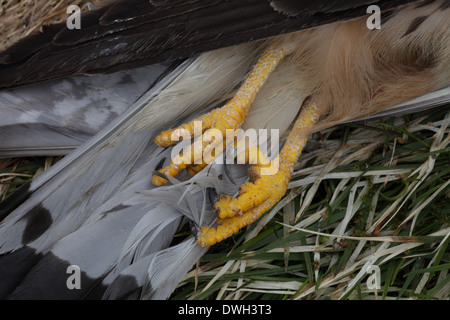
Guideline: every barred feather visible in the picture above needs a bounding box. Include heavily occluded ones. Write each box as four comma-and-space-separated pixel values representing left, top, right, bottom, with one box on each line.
0, 0, 449, 300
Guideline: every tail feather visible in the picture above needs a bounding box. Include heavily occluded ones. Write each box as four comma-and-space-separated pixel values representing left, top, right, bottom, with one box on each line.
0, 45, 259, 299
0, 63, 173, 158
0, 13, 448, 298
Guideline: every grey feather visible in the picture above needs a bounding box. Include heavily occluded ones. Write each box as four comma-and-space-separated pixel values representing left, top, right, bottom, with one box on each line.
0, 63, 172, 158
346, 86, 450, 123
0, 39, 448, 299
0, 45, 260, 299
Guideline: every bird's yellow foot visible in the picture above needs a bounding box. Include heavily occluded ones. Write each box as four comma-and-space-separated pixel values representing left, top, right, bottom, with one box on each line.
197, 101, 320, 247
151, 46, 287, 186
150, 41, 320, 247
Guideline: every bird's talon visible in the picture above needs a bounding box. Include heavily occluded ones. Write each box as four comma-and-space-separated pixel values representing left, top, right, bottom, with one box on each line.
151, 46, 287, 186
197, 101, 320, 247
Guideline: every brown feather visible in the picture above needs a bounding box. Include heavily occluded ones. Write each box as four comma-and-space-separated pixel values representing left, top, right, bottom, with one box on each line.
262, 0, 449, 132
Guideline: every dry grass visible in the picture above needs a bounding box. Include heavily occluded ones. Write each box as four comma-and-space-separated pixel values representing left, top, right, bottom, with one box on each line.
0, 106, 448, 301
173, 106, 450, 300
0, 156, 61, 200
0, 0, 105, 52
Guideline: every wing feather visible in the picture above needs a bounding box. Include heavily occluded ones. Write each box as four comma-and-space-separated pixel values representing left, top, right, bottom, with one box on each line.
0, 0, 418, 88
0, 45, 257, 299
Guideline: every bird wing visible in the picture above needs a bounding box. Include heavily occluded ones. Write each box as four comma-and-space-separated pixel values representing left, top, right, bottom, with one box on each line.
0, 62, 174, 158
0, 0, 448, 300
1, 38, 448, 299
0, 0, 431, 158
0, 0, 416, 88
0, 44, 258, 299
346, 86, 450, 124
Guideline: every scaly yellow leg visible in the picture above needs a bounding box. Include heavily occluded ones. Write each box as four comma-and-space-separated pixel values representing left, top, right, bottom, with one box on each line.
197, 101, 320, 247
152, 46, 287, 186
